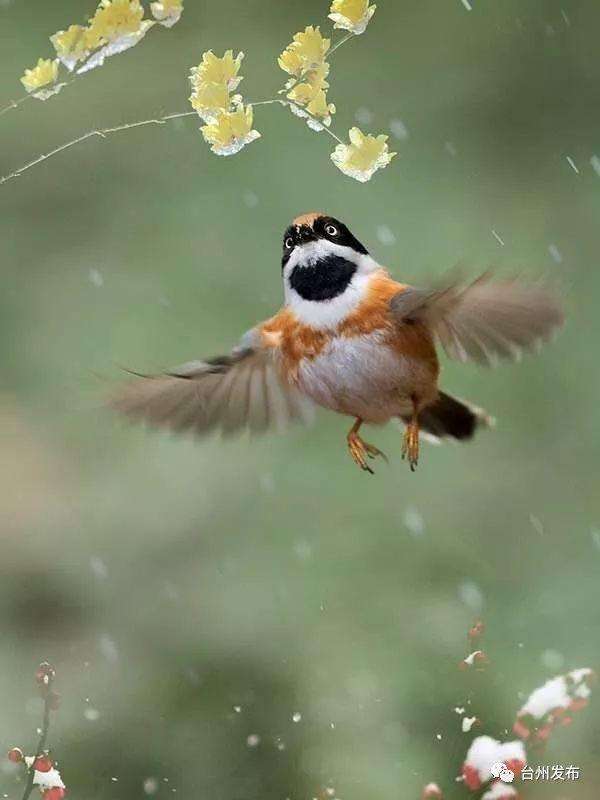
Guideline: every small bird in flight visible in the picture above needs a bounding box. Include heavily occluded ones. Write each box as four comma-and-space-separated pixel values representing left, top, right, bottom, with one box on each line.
110, 213, 564, 473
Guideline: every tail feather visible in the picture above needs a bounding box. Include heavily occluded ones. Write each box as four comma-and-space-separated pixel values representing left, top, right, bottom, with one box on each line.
410, 392, 494, 441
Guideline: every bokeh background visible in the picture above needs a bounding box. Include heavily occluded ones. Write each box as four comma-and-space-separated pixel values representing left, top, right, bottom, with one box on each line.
1, 1, 599, 798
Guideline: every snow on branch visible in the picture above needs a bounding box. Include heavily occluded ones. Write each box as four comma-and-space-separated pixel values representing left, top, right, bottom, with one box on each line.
6, 662, 67, 800
420, 622, 595, 800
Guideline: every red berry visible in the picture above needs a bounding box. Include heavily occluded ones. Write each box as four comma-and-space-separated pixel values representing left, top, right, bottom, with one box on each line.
34, 756, 54, 772
35, 662, 55, 687
7, 747, 23, 763
467, 621, 484, 642
473, 651, 489, 668
512, 718, 531, 739
569, 697, 589, 712
42, 789, 65, 800
422, 783, 443, 799
462, 764, 481, 791
504, 758, 524, 778
534, 724, 552, 741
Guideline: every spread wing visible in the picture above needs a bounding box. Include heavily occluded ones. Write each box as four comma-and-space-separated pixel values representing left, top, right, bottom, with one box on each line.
389, 272, 564, 366
108, 332, 315, 437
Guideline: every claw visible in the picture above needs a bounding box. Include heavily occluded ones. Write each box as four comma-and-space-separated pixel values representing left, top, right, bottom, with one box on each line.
401, 421, 420, 471
347, 430, 387, 474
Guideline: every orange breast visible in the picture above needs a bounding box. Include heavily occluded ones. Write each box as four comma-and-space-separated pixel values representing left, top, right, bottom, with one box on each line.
259, 308, 328, 378
341, 271, 439, 371
259, 270, 439, 381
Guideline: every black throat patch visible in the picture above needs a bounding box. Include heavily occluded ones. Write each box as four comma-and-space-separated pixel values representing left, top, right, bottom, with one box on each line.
288, 255, 357, 302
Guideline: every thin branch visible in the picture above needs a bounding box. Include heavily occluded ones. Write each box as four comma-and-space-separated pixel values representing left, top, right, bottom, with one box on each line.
0, 111, 197, 186
21, 691, 52, 800
251, 98, 344, 143
0, 98, 344, 187
0, 78, 77, 119
328, 31, 355, 56
0, 93, 34, 118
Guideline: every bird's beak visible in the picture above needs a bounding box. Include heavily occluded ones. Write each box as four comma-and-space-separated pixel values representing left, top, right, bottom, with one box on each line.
297, 225, 317, 244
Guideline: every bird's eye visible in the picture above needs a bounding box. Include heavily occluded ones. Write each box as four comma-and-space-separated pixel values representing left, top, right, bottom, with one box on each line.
285, 237, 294, 249
325, 224, 339, 237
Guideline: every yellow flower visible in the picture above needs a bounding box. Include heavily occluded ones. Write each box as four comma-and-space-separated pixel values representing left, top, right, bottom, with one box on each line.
305, 89, 336, 122
188, 50, 245, 122
50, 24, 101, 71
200, 104, 261, 156
89, 0, 146, 40
189, 81, 233, 121
51, 25, 85, 60
194, 50, 244, 90
278, 26, 330, 77
189, 50, 245, 122
20, 58, 59, 92
278, 47, 303, 77
331, 127, 396, 182
328, 0, 377, 35
150, 0, 183, 28
306, 61, 330, 89
78, 0, 155, 73
287, 82, 316, 106
78, 24, 106, 54
287, 63, 335, 131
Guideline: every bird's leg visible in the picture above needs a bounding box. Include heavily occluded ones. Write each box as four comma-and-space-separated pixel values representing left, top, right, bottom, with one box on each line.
402, 397, 420, 472
346, 418, 387, 474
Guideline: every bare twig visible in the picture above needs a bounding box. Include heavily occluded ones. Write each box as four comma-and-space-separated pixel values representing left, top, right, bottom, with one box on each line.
0, 99, 345, 188
7, 664, 66, 798
0, 94, 34, 118
0, 111, 197, 186
21, 692, 52, 800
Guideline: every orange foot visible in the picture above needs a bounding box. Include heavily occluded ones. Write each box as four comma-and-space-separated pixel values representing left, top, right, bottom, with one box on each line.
401, 420, 420, 472
347, 430, 387, 474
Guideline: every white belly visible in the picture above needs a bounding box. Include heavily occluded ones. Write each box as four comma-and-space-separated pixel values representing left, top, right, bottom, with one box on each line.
296, 332, 435, 422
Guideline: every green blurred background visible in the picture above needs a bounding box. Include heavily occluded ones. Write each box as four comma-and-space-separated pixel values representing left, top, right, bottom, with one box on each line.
1, 1, 599, 798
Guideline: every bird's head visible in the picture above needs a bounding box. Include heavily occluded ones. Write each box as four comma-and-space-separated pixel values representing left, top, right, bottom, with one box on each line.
281, 213, 378, 305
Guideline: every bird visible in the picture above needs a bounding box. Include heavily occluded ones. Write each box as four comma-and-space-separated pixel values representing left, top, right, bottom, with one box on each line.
109, 212, 564, 473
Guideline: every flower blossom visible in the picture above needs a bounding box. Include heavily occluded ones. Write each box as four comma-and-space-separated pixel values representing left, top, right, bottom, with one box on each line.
330, 126, 396, 181
151, 0, 184, 28
200, 105, 261, 156
422, 783, 443, 799
42, 790, 66, 800
195, 49, 244, 89
461, 736, 526, 791
50, 25, 100, 71
77, 0, 155, 74
287, 81, 336, 130
460, 648, 490, 671
328, 0, 377, 35
278, 26, 330, 77
190, 50, 260, 156
20, 58, 65, 100
189, 50, 244, 122
481, 782, 518, 800
283, 55, 335, 131
20, 58, 59, 92
190, 82, 235, 121
513, 667, 596, 743
49, 0, 178, 74
15, 754, 66, 798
